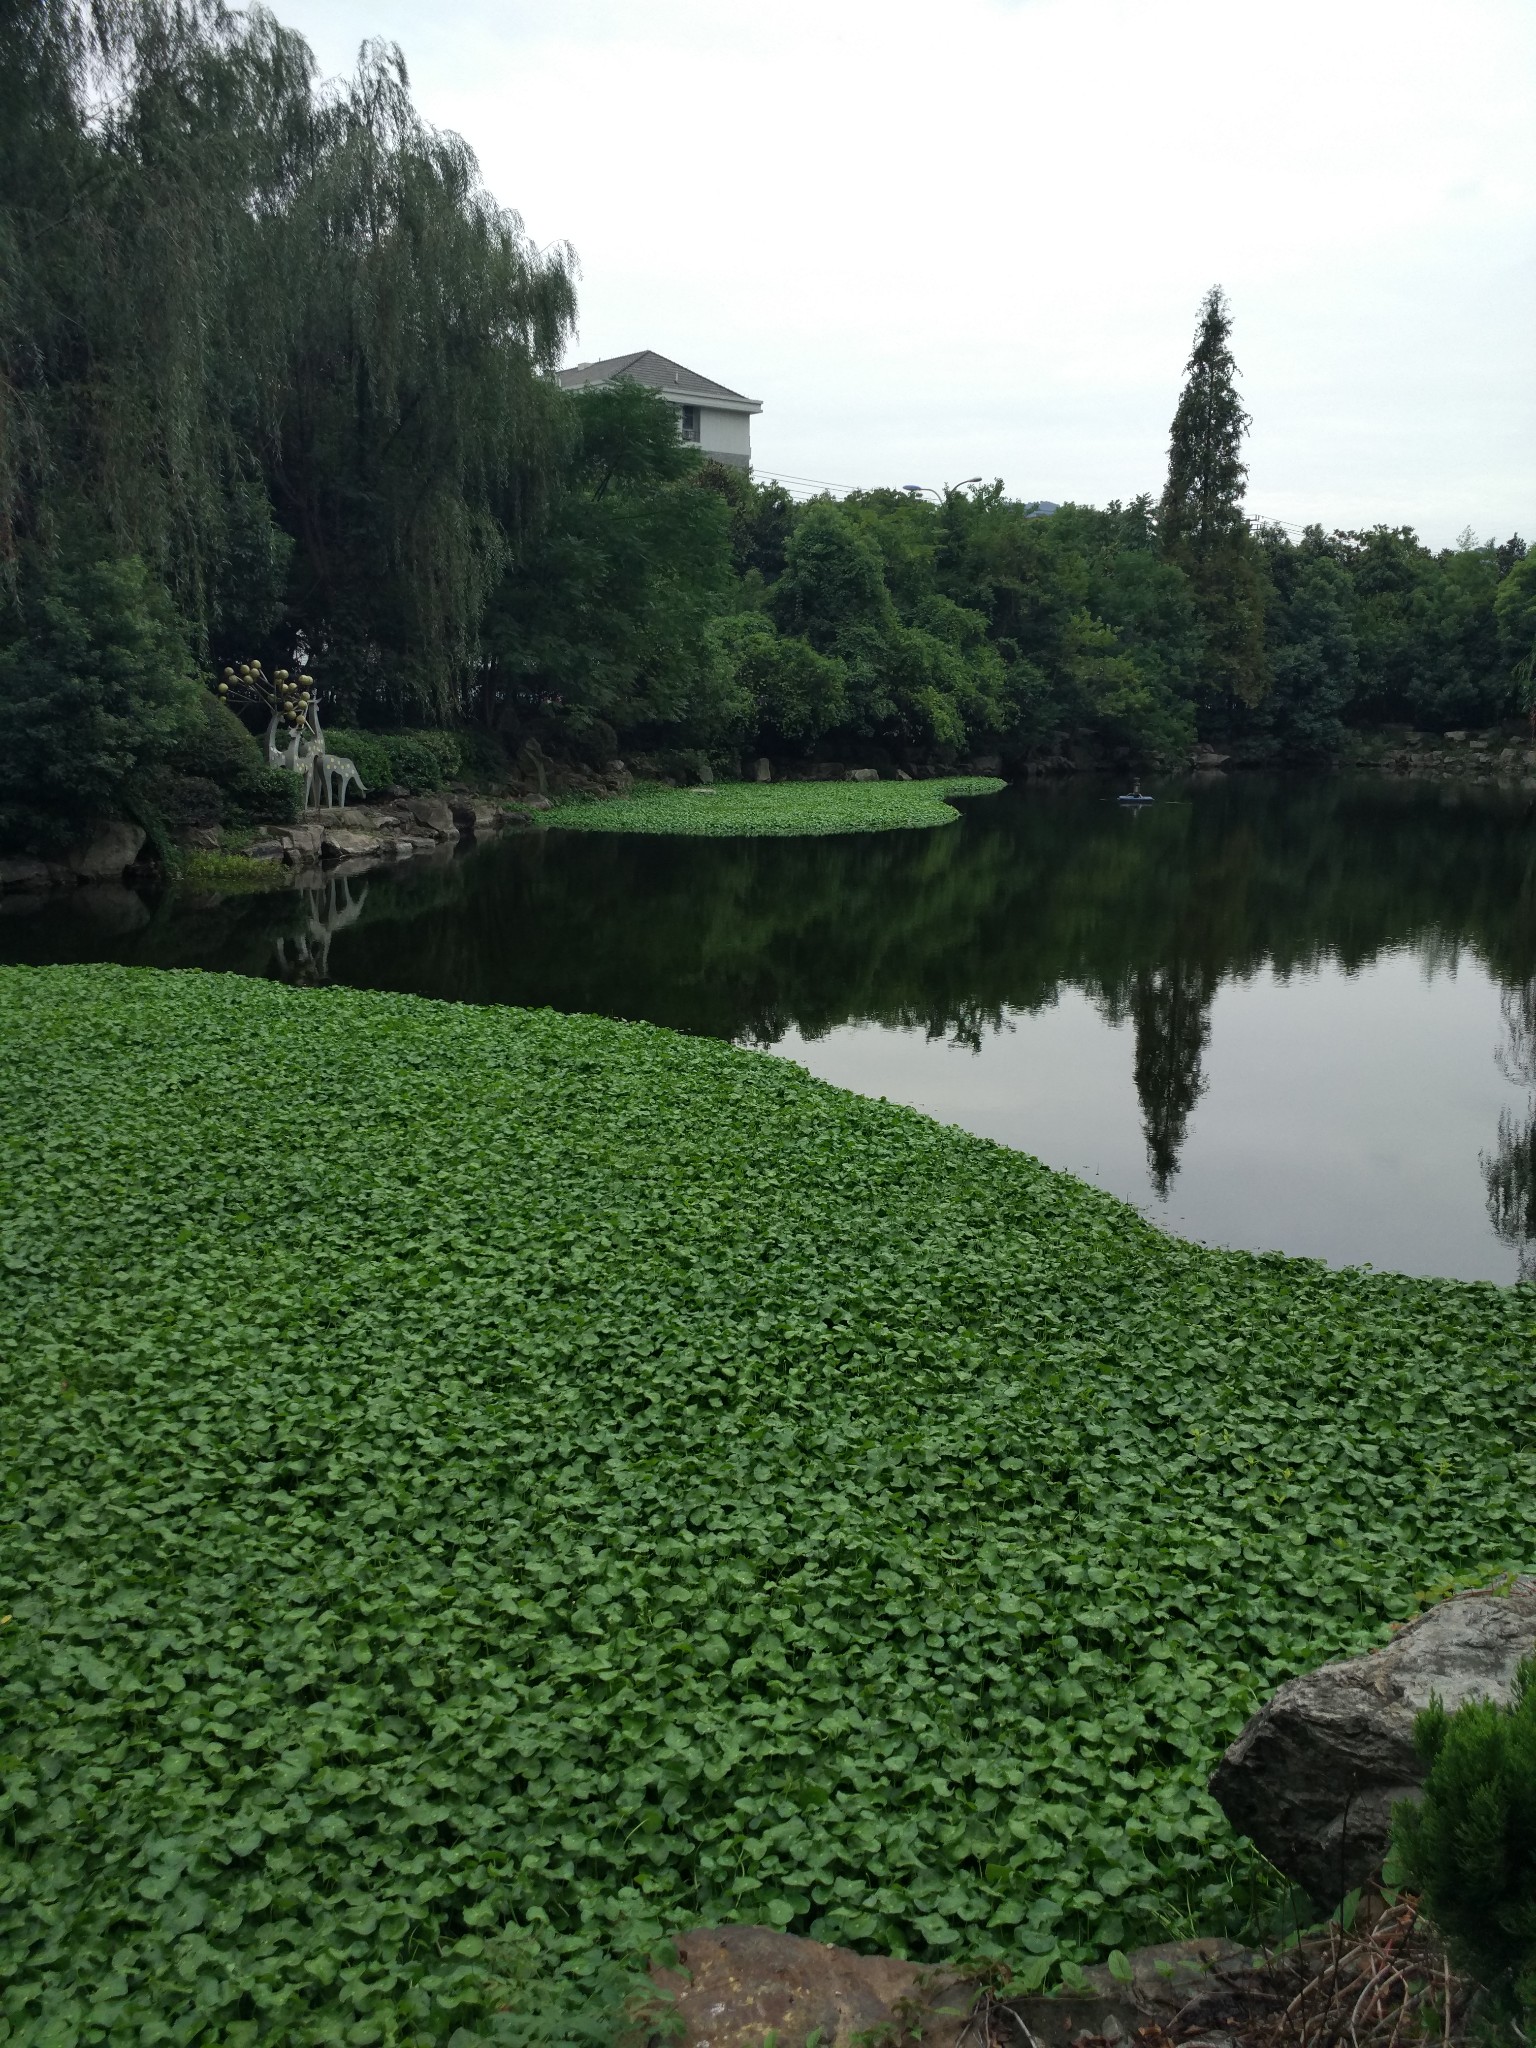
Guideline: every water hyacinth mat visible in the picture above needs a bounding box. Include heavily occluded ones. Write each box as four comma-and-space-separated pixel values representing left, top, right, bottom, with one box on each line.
2, 962, 1533, 2044
545, 776, 1005, 835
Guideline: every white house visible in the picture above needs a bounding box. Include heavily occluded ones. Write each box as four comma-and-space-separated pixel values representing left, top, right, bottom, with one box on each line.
555, 350, 762, 471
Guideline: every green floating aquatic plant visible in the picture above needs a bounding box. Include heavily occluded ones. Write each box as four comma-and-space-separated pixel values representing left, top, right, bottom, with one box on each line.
1, 962, 1532, 2045
546, 776, 1006, 836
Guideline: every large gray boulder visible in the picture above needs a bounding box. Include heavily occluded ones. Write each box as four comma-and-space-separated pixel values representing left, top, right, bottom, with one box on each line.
407, 796, 457, 837
274, 823, 324, 867
321, 826, 384, 862
66, 818, 146, 881
1211, 1578, 1536, 1904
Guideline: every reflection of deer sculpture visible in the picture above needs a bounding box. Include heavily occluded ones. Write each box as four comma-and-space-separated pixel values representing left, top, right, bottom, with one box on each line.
272, 872, 370, 983
217, 661, 367, 814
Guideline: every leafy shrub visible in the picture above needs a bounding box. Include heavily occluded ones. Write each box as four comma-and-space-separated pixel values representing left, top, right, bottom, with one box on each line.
324, 727, 462, 793
168, 695, 299, 822
140, 771, 223, 828
548, 776, 1006, 836
1394, 1658, 1536, 2023
0, 540, 202, 825
2, 963, 1533, 2044
245, 763, 303, 823
126, 698, 303, 839
387, 729, 461, 788
320, 726, 392, 791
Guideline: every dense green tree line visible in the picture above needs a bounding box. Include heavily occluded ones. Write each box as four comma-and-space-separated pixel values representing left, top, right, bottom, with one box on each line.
2, 6, 1533, 845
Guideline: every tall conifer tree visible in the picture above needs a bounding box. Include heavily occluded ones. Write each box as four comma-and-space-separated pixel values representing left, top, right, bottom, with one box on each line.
1159, 287, 1268, 708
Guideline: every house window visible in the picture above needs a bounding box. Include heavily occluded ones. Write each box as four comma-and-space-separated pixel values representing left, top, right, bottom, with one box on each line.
679, 404, 701, 443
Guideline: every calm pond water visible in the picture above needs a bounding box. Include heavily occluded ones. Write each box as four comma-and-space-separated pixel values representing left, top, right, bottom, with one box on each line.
5, 775, 1536, 1282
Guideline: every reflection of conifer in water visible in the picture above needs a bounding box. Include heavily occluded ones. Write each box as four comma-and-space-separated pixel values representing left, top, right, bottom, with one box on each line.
1483, 1107, 1536, 1281
1493, 977, 1536, 1090
1483, 979, 1536, 1279
1131, 962, 1215, 1197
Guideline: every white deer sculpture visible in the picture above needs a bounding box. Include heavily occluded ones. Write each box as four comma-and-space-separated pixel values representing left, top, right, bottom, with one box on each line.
285, 700, 365, 811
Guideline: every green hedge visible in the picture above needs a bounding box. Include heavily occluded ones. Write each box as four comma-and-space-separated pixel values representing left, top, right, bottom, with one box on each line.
324, 728, 463, 795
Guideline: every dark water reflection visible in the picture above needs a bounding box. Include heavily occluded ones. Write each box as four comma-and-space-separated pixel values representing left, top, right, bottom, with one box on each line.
5, 776, 1535, 1280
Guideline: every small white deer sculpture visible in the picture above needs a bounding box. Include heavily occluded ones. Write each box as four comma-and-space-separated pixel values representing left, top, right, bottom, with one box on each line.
266, 694, 366, 812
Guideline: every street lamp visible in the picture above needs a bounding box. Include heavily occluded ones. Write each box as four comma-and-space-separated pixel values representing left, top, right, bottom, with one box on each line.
902, 478, 982, 501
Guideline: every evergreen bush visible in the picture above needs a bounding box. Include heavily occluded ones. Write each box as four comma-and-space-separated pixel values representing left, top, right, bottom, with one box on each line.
0, 540, 203, 829
152, 695, 301, 827
140, 772, 222, 829
1393, 1656, 1536, 2025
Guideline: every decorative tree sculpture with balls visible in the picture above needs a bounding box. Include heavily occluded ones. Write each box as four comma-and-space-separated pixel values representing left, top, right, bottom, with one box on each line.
216, 662, 365, 812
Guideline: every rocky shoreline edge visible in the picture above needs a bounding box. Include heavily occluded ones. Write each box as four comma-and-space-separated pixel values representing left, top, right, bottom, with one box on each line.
0, 794, 537, 895
4, 727, 1535, 898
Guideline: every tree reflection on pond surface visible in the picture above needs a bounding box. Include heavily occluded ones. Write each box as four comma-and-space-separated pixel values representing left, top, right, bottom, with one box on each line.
3, 774, 1534, 1279
1485, 980, 1536, 1282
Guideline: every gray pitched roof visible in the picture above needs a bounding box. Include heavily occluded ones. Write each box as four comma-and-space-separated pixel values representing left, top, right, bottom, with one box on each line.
555, 350, 757, 404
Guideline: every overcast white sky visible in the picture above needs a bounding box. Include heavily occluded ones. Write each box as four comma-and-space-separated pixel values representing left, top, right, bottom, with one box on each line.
277, 0, 1532, 546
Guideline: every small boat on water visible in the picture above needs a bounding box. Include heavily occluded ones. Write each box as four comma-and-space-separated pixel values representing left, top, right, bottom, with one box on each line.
1117, 793, 1155, 804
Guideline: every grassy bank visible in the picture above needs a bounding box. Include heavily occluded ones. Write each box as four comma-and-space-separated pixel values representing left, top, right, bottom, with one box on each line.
167, 847, 293, 893
547, 776, 1006, 836
2, 964, 1533, 2046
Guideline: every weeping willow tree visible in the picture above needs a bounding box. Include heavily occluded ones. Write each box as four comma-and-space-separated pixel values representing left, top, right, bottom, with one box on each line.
0, 0, 577, 751
1, 1, 312, 610
267, 40, 577, 720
